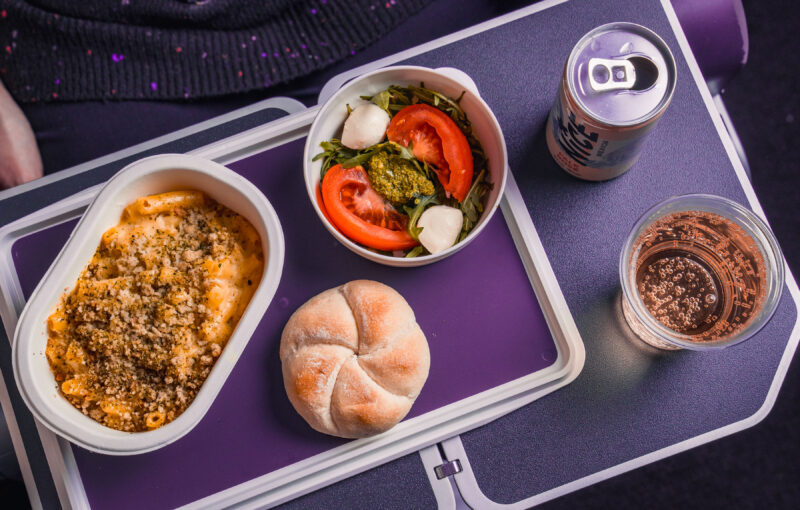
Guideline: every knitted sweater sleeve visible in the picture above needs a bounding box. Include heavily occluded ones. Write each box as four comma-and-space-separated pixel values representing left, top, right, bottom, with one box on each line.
0, 0, 431, 102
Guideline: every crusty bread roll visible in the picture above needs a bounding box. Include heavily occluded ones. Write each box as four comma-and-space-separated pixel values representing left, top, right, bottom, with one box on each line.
280, 280, 430, 438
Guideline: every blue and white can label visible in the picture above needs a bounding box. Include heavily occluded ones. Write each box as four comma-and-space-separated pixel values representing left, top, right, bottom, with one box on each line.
546, 23, 676, 181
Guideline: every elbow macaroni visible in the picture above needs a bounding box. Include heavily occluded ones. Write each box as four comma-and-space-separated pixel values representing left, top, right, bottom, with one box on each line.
46, 191, 263, 432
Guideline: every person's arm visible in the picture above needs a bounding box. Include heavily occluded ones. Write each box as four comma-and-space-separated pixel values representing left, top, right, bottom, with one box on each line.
0, 80, 43, 189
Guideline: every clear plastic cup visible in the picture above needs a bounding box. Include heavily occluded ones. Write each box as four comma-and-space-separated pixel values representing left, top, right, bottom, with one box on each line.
619, 194, 784, 350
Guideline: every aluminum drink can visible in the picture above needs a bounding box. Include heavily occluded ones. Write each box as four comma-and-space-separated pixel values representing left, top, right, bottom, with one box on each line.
546, 22, 677, 181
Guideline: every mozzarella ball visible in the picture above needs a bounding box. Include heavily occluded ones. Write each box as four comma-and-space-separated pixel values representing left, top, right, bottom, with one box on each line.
341, 104, 391, 150
417, 206, 464, 254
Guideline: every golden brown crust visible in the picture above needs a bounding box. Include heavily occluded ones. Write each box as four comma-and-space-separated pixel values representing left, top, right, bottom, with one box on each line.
341, 280, 416, 354
45, 191, 263, 432
330, 357, 410, 439
280, 280, 429, 438
279, 287, 358, 361
357, 323, 429, 399
281, 343, 352, 434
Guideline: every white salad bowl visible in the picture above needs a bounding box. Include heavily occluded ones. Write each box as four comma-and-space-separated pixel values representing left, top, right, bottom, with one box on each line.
12, 154, 285, 455
303, 65, 508, 267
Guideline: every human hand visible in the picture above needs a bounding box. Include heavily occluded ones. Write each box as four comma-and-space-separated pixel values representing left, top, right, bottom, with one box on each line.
0, 80, 43, 189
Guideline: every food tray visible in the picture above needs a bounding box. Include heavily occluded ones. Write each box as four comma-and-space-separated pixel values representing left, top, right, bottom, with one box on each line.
0, 101, 584, 506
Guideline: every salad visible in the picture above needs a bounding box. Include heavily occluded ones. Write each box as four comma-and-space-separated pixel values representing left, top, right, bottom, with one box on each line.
314, 84, 491, 258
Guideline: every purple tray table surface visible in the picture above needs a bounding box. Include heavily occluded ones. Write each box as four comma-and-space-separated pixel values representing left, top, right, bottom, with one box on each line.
12, 138, 557, 509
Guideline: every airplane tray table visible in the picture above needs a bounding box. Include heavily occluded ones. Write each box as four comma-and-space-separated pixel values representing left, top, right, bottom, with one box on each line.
0, 0, 798, 509
352, 0, 797, 507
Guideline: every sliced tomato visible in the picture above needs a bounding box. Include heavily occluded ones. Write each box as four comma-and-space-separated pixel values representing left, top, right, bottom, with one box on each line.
316, 185, 335, 228
387, 103, 473, 202
405, 123, 447, 170
321, 164, 418, 252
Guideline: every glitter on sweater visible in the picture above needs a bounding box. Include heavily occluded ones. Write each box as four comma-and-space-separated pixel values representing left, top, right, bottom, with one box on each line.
0, 0, 432, 102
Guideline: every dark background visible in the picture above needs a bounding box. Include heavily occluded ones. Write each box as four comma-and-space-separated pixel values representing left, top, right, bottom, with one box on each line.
2, 0, 798, 508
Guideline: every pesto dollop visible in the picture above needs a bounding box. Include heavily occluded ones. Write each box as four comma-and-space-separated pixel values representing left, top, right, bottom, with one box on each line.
366, 152, 435, 206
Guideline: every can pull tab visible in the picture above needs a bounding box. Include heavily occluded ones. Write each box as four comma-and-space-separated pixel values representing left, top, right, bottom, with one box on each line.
588, 58, 636, 92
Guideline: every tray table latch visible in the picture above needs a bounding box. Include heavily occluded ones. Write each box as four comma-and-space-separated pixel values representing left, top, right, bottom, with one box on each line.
433, 459, 463, 479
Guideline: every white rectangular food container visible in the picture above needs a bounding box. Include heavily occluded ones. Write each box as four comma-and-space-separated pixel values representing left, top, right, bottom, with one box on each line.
11, 154, 285, 455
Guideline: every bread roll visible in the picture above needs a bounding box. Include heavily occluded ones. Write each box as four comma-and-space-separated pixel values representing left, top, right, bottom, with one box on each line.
280, 280, 430, 438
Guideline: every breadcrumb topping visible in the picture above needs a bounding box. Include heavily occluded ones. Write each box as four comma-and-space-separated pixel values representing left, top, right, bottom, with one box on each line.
46, 191, 263, 432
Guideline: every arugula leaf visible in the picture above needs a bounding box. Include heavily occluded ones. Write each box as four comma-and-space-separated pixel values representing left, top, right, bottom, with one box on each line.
340, 151, 375, 169
396, 141, 416, 161
315, 138, 360, 179
459, 168, 491, 234
372, 90, 392, 113
405, 245, 427, 258
403, 194, 439, 241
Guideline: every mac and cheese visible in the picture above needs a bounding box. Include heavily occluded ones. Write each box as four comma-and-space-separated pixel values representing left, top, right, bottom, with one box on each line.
46, 191, 264, 432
